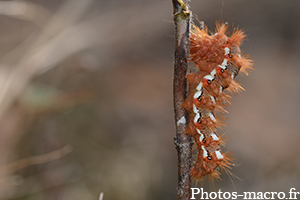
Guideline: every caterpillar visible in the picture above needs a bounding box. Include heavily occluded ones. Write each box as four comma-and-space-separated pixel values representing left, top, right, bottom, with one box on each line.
182, 22, 253, 181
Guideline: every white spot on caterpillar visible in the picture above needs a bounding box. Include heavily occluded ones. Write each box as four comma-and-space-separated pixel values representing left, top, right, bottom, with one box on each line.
210, 132, 219, 140
219, 85, 223, 94
196, 82, 203, 91
209, 95, 216, 105
204, 75, 214, 81
199, 133, 204, 142
231, 73, 235, 79
202, 146, 208, 158
193, 104, 198, 114
210, 69, 216, 77
224, 47, 230, 55
222, 59, 228, 65
194, 113, 201, 124
215, 150, 224, 160
196, 128, 202, 135
177, 116, 186, 126
193, 90, 202, 99
208, 113, 216, 122
219, 59, 227, 69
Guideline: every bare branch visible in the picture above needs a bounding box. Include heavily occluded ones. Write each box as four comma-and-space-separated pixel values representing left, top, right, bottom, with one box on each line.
172, 0, 193, 200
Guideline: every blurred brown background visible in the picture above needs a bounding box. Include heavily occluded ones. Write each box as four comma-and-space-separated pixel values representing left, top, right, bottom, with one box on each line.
0, 0, 299, 199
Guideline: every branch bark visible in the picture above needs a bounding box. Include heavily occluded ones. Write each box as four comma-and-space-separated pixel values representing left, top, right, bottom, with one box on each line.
172, 1, 192, 200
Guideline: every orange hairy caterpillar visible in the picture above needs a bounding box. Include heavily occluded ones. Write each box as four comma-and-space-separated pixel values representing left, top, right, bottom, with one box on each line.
182, 22, 253, 181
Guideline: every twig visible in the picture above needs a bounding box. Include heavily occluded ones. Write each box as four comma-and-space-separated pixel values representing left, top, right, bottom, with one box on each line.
99, 192, 104, 200
0, 145, 72, 176
172, 0, 192, 200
